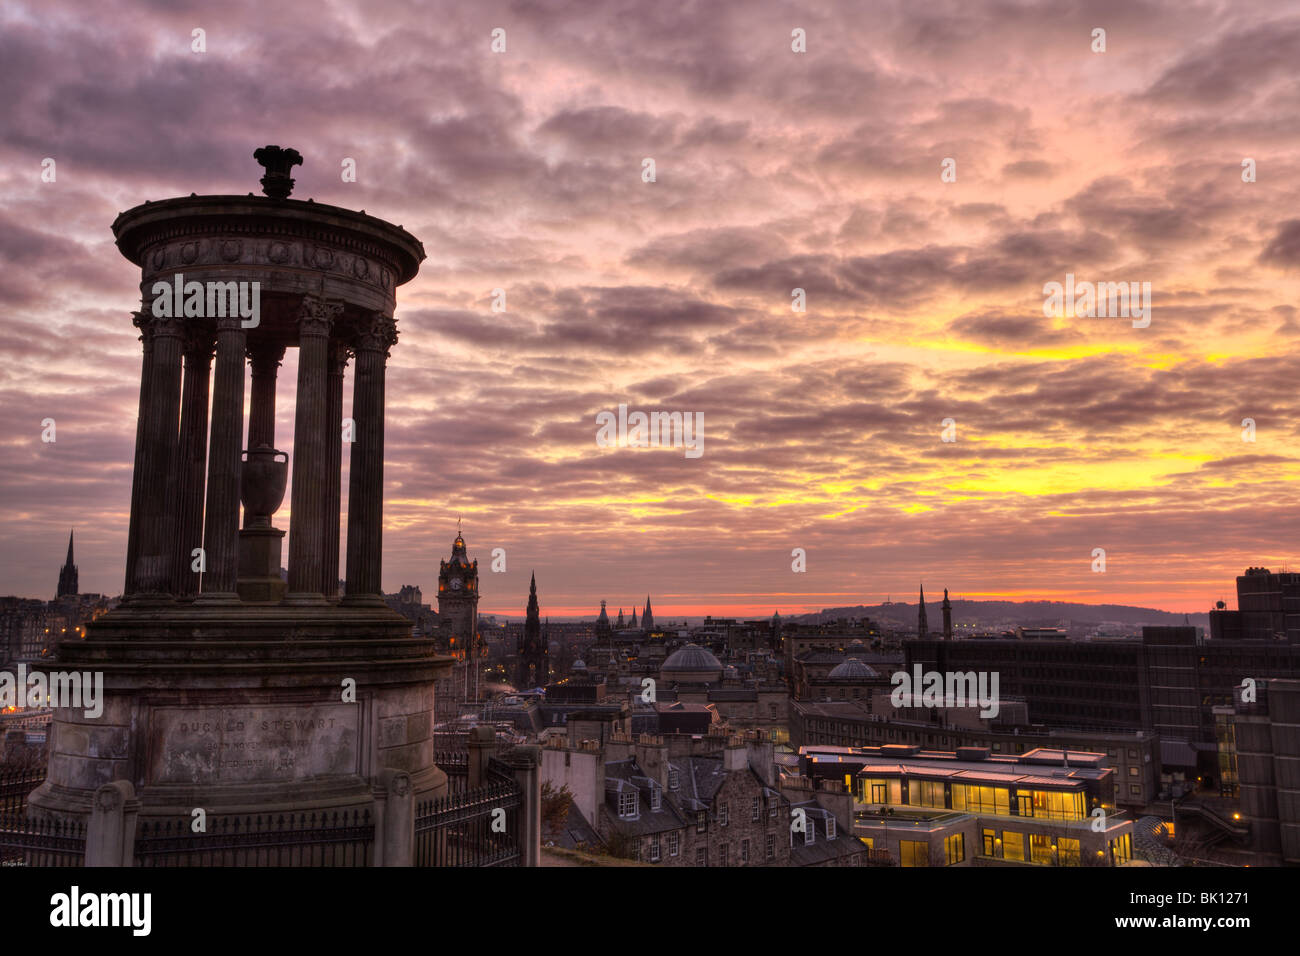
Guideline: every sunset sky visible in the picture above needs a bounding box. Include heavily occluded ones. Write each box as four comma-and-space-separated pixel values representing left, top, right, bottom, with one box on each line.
1, 0, 1298, 618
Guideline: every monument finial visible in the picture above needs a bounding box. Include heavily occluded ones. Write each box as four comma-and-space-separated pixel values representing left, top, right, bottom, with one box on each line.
253, 145, 303, 199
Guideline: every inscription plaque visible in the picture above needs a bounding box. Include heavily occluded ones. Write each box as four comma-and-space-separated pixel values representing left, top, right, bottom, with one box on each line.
150, 704, 359, 785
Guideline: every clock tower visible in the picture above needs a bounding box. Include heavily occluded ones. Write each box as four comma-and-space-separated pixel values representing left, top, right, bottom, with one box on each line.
437, 525, 479, 669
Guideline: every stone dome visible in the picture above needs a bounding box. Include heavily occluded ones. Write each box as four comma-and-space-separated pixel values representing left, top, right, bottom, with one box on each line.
662, 643, 722, 672
828, 658, 878, 680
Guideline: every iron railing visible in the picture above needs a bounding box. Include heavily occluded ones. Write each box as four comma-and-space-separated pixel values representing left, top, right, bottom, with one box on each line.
415, 756, 522, 867
0, 810, 85, 866
133, 809, 374, 867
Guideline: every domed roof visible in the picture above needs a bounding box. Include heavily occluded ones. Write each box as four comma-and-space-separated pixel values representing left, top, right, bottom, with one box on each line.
662, 643, 722, 672
572, 659, 587, 670
828, 658, 878, 680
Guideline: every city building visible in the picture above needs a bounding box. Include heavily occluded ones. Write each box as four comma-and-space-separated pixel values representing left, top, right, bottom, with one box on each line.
799, 743, 1135, 866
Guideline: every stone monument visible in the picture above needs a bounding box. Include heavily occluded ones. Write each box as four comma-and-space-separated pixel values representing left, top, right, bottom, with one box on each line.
28, 147, 454, 851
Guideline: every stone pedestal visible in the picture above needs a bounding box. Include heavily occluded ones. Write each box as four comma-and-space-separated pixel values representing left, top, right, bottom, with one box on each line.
29, 604, 452, 827
237, 527, 287, 602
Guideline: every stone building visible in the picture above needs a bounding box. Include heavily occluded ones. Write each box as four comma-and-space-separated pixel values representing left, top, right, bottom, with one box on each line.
541, 730, 802, 866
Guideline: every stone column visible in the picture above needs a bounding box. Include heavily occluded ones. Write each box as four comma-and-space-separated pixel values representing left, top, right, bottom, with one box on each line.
172, 328, 215, 595
123, 311, 153, 597
286, 296, 342, 603
197, 313, 248, 602
344, 312, 396, 604
322, 339, 350, 598
246, 341, 286, 463
132, 312, 185, 596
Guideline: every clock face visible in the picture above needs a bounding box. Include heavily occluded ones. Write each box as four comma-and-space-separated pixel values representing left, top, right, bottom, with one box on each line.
449, 577, 463, 591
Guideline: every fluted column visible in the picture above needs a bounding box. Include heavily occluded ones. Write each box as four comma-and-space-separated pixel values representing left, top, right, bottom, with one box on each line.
197, 313, 248, 602
246, 341, 285, 454
322, 339, 350, 598
286, 296, 343, 602
132, 312, 185, 597
171, 328, 215, 595
344, 312, 396, 604
123, 311, 154, 597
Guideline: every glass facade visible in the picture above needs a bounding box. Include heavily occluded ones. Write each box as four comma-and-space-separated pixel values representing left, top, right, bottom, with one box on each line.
900, 840, 930, 867
1002, 830, 1025, 861
951, 784, 1011, 815
944, 833, 965, 865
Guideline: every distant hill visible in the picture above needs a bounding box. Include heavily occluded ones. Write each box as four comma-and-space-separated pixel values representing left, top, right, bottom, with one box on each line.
791, 600, 1209, 630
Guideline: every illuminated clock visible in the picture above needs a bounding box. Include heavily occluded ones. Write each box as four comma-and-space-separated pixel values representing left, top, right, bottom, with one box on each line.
449, 577, 463, 591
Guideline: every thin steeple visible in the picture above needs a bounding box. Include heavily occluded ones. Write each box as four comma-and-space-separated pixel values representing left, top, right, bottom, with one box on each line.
917, 582, 929, 639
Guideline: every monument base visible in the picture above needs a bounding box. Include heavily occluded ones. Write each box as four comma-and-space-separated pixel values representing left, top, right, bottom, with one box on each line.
27, 603, 454, 828
237, 525, 287, 602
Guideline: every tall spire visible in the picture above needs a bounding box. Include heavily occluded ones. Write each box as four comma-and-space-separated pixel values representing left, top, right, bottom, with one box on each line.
917, 582, 929, 639
642, 595, 654, 631
57, 528, 79, 598
942, 587, 953, 640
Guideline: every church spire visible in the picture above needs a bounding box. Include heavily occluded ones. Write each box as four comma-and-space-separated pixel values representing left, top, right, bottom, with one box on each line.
917, 582, 929, 639
942, 587, 952, 640
57, 528, 79, 598
642, 595, 654, 630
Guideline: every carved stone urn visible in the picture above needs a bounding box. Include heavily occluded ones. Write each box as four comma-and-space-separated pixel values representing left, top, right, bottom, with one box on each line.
241, 445, 288, 528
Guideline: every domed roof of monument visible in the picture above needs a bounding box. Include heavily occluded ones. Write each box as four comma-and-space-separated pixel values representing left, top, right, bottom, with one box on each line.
662, 643, 722, 672
828, 658, 878, 680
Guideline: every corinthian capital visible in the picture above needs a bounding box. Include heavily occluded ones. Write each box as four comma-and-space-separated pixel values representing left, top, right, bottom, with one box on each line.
298, 295, 345, 337
355, 312, 398, 356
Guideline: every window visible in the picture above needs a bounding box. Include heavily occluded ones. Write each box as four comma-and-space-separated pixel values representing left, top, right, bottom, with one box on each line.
826, 817, 836, 840
982, 828, 995, 856
741, 839, 750, 863
1016, 793, 1033, 818
952, 785, 1010, 816
1030, 833, 1055, 865
669, 769, 679, 790
696, 811, 707, 833
899, 840, 930, 867
696, 846, 707, 866
871, 783, 888, 805
1057, 837, 1081, 866
1128, 766, 1138, 777
769, 805, 777, 820
1128, 749, 1138, 760
720, 803, 729, 827
765, 834, 775, 860
720, 844, 729, 866
619, 791, 638, 818
1002, 831, 1025, 861
805, 823, 815, 845
669, 831, 680, 857
751, 797, 760, 821
907, 780, 945, 809
650, 787, 662, 811
648, 834, 661, 862
1130, 784, 1141, 796
944, 833, 965, 865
